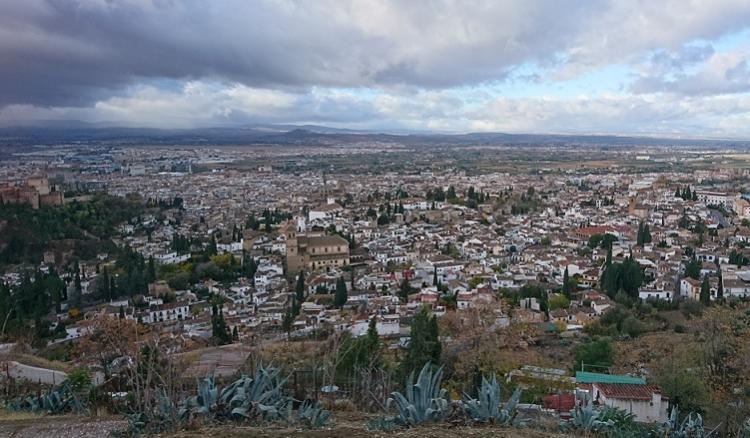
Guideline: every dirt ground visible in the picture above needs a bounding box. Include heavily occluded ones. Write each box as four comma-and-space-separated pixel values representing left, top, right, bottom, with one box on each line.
0, 414, 570, 438
0, 414, 126, 438
167, 423, 568, 438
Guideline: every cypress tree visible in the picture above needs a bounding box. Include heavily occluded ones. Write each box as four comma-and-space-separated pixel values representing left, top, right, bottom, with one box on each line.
282, 304, 294, 339
400, 306, 441, 377
700, 277, 711, 305
295, 271, 305, 302
562, 267, 572, 299
147, 256, 156, 283
635, 222, 643, 246
399, 278, 412, 303
211, 306, 232, 345
334, 277, 348, 308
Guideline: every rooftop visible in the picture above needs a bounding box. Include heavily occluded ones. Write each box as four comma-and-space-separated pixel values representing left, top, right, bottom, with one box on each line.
575, 371, 645, 385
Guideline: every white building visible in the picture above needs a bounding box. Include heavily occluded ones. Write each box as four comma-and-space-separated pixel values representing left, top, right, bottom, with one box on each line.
155, 251, 190, 264
695, 190, 736, 209
347, 315, 400, 337
592, 383, 669, 423
638, 289, 673, 302
217, 241, 243, 253
141, 302, 189, 324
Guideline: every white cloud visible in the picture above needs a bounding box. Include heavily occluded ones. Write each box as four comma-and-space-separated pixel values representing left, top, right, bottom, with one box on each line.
2, 1, 750, 136
8, 81, 750, 138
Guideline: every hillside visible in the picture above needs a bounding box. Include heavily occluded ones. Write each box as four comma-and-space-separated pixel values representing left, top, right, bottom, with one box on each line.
0, 194, 143, 266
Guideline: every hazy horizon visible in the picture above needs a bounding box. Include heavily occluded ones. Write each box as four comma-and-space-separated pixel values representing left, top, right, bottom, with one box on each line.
2, 1, 750, 139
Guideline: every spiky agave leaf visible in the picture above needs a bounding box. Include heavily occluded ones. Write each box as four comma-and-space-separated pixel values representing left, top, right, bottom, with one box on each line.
296, 400, 331, 429
387, 362, 449, 426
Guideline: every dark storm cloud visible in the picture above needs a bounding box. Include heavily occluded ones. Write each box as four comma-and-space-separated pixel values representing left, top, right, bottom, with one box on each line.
0, 0, 612, 106
3, 0, 750, 136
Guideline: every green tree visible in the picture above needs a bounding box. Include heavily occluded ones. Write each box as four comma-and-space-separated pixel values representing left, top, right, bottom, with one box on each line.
211, 304, 232, 345
574, 338, 613, 372
146, 256, 156, 283
699, 277, 710, 306
635, 222, 643, 246
549, 293, 570, 310
65, 367, 92, 392
656, 367, 709, 415
336, 317, 381, 381
71, 268, 83, 309
206, 235, 218, 256
295, 271, 305, 302
398, 277, 412, 303
281, 304, 294, 339
400, 307, 441, 377
601, 257, 643, 299
685, 257, 701, 280
334, 276, 348, 308
562, 267, 572, 299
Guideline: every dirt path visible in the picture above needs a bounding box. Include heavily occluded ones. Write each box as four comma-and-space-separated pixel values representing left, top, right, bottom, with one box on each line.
0, 415, 126, 438
167, 421, 569, 438
0, 415, 569, 438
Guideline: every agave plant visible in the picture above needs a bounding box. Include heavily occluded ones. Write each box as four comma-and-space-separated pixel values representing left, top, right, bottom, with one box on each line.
121, 389, 176, 435
296, 400, 331, 428
218, 365, 290, 421
673, 413, 710, 438
386, 362, 450, 426
462, 375, 521, 425
5, 381, 87, 415
178, 375, 218, 420
739, 417, 750, 438
662, 407, 718, 438
597, 405, 660, 438
566, 396, 613, 433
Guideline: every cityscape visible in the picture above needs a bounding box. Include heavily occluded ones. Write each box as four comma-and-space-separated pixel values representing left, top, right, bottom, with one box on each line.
2, 1, 750, 437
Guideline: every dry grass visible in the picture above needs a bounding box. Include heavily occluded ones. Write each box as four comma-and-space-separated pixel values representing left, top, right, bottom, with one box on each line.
167, 421, 571, 438
0, 410, 46, 421
7, 353, 73, 373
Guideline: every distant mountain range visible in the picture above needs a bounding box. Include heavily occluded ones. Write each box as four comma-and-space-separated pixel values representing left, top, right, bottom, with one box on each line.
1, 123, 749, 148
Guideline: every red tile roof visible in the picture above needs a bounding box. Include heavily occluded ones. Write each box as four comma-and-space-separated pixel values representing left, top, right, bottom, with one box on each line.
595, 383, 666, 401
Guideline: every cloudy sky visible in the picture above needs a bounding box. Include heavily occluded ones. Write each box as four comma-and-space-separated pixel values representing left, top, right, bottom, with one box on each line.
2, 0, 750, 138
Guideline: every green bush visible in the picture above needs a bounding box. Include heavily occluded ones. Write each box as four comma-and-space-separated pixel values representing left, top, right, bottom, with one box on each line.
65, 367, 92, 392
680, 300, 704, 319
573, 338, 613, 371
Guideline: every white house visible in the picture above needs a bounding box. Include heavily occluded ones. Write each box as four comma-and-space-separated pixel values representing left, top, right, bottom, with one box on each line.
155, 251, 190, 264
348, 315, 400, 337
592, 383, 669, 423
141, 302, 189, 324
217, 241, 243, 253
638, 289, 673, 302
694, 190, 736, 209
